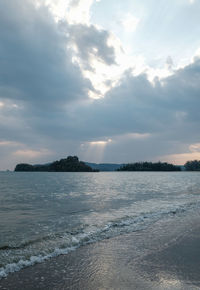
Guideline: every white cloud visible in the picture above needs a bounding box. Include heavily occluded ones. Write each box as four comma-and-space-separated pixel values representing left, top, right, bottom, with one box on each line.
67, 0, 94, 25
121, 13, 140, 32
34, 0, 70, 21
189, 143, 200, 152
34, 0, 97, 24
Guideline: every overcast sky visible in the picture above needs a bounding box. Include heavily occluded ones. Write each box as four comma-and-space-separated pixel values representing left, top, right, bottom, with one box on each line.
1, 0, 200, 169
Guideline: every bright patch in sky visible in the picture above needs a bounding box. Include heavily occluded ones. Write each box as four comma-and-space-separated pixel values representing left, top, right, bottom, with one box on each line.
13, 149, 52, 159
189, 143, 200, 153
90, 139, 112, 145
121, 13, 140, 32
0, 141, 19, 146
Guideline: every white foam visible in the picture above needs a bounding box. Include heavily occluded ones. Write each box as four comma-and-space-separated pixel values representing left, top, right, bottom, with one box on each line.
0, 246, 77, 279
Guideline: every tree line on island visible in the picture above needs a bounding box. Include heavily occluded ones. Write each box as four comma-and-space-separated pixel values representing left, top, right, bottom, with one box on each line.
117, 161, 180, 171
14, 156, 200, 172
118, 160, 200, 171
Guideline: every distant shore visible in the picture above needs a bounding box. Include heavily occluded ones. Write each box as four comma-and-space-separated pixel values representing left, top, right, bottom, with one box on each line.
1, 208, 200, 289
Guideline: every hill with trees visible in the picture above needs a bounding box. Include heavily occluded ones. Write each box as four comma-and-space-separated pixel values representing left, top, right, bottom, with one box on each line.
15, 156, 98, 172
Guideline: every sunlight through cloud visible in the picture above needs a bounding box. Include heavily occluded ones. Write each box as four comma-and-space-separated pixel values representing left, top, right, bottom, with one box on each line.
81, 139, 112, 163
90, 139, 112, 145
67, 0, 94, 25
121, 13, 140, 32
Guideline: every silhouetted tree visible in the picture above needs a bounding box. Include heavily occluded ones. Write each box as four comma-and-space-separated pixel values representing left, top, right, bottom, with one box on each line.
184, 160, 200, 171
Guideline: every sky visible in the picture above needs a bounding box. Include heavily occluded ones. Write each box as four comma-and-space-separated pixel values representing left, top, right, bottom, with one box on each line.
1, 0, 200, 169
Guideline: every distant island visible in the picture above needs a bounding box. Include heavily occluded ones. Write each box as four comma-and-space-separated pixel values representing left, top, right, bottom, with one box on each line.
15, 156, 98, 172
117, 162, 181, 171
14, 158, 200, 172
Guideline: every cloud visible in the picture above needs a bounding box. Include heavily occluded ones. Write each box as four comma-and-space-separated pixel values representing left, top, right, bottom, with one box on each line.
121, 13, 140, 32
166, 56, 174, 71
0, 140, 21, 147
0, 0, 119, 168
2, 43, 200, 167
66, 57, 200, 162
36, 0, 101, 25
0, 0, 91, 111
68, 23, 116, 70
189, 143, 200, 153
0, 138, 52, 170
1, 0, 200, 168
67, 0, 94, 25
162, 151, 200, 165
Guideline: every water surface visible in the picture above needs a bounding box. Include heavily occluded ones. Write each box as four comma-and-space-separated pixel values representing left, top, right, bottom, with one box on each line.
0, 171, 200, 277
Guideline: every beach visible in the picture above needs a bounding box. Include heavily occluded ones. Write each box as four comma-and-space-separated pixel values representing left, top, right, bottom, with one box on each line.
1, 208, 200, 290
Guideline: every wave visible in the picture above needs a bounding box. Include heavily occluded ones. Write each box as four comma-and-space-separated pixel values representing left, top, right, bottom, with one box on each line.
0, 201, 199, 279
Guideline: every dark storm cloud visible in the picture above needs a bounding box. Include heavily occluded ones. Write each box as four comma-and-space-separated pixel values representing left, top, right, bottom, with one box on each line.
0, 0, 91, 110
162, 58, 200, 123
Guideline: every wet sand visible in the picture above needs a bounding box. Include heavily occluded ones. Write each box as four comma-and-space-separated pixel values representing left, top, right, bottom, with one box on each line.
1, 211, 200, 290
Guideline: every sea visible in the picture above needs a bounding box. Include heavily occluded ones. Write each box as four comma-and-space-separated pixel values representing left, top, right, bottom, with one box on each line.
0, 171, 200, 279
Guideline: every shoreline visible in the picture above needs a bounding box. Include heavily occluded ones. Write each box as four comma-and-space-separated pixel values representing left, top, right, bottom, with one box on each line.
1, 210, 200, 289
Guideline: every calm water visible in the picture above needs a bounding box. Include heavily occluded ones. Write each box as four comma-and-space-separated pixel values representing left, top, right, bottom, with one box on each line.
0, 171, 200, 278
